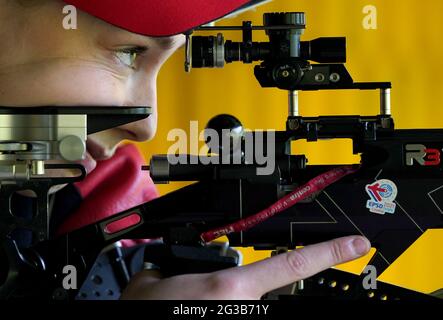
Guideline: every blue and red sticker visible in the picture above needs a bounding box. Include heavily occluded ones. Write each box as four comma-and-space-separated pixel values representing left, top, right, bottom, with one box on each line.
365, 179, 398, 215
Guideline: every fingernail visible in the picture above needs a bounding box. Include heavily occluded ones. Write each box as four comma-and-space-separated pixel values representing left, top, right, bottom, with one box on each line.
351, 237, 370, 256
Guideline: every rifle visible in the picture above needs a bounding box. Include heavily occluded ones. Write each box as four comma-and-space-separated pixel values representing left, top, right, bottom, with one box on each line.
1, 12, 442, 301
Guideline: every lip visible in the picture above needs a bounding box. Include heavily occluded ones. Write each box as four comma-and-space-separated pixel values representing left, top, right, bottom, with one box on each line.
86, 138, 113, 161
81, 130, 134, 174
77, 138, 115, 175
78, 151, 97, 174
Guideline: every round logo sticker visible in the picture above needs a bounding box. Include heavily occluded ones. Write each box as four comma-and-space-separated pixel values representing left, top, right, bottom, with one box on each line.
365, 179, 398, 215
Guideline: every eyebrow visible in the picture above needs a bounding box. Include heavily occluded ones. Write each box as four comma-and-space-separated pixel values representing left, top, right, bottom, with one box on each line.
120, 29, 183, 48
101, 26, 185, 51
152, 35, 185, 49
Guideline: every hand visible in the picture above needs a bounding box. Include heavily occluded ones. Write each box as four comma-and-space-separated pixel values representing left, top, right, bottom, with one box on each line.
120, 235, 370, 300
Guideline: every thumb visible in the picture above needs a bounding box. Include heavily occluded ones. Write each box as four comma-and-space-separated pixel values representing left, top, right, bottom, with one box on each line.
120, 269, 163, 300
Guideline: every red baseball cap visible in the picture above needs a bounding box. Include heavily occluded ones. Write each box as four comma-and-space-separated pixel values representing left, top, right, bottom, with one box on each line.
63, 0, 259, 37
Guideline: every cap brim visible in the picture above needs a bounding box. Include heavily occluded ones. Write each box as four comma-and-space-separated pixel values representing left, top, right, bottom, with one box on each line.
64, 0, 252, 37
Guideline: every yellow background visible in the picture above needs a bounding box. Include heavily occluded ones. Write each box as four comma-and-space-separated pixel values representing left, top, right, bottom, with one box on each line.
137, 0, 443, 294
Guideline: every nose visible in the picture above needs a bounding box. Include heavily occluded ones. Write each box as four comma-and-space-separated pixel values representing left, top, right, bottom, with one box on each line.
119, 73, 158, 142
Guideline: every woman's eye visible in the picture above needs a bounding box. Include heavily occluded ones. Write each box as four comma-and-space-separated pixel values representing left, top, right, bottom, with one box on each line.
115, 46, 147, 69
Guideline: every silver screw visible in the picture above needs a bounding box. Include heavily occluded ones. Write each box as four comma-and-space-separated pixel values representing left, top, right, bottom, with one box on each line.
59, 135, 86, 162
315, 73, 325, 82
330, 73, 341, 83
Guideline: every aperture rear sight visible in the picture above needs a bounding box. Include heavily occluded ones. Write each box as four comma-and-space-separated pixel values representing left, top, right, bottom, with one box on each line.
186, 12, 346, 89
185, 11, 391, 122
188, 12, 346, 65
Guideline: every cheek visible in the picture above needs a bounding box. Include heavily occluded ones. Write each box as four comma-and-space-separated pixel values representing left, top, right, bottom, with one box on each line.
0, 58, 160, 144
0, 62, 128, 106
55, 67, 127, 106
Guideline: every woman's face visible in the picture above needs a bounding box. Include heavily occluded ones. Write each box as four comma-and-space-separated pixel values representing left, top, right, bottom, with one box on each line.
0, 0, 185, 174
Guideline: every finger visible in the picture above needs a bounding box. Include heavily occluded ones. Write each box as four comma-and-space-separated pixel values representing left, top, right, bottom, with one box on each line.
130, 269, 163, 287
137, 269, 163, 282
230, 236, 370, 296
120, 269, 163, 300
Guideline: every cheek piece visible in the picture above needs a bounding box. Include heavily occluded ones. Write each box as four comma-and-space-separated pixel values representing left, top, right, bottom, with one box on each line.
0, 107, 151, 297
